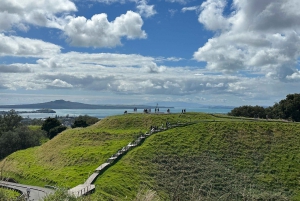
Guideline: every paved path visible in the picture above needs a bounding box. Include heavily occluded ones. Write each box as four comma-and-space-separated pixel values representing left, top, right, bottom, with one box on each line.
0, 181, 54, 201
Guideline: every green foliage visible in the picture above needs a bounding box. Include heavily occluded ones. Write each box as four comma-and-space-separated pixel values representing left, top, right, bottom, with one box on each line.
0, 188, 22, 201
229, 93, 300, 122
72, 115, 99, 128
41, 118, 62, 134
0, 126, 45, 159
41, 118, 63, 139
274, 93, 300, 121
228, 105, 266, 118
48, 125, 67, 139
0, 110, 22, 135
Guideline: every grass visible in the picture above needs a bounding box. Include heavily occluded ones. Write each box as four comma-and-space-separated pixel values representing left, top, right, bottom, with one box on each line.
0, 187, 21, 200
92, 120, 300, 200
1, 113, 300, 200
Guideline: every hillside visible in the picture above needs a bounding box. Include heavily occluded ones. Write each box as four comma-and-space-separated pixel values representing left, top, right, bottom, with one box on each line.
1, 113, 300, 200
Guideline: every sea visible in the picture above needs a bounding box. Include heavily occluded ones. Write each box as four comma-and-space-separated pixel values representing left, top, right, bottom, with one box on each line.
0, 107, 232, 119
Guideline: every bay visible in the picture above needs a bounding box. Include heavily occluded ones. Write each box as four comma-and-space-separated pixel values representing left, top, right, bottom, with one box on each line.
0, 107, 232, 119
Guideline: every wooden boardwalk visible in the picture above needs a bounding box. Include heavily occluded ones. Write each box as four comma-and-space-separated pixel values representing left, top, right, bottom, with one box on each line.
68, 184, 95, 197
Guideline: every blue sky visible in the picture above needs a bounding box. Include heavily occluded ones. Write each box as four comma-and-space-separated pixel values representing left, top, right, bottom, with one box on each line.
1, 0, 300, 106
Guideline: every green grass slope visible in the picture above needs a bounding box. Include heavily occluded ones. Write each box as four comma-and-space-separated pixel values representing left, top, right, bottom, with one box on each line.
1, 113, 300, 200
93, 120, 300, 200
0, 113, 209, 188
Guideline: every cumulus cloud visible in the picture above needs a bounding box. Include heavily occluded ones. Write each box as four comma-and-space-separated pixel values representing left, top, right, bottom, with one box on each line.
0, 0, 77, 31
198, 0, 229, 31
140, 62, 166, 73
0, 1, 148, 48
64, 11, 147, 47
50, 79, 73, 88
194, 0, 300, 81
0, 33, 61, 57
136, 0, 157, 18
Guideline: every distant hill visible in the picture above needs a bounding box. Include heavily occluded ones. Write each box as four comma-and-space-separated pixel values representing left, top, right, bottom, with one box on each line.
0, 100, 169, 109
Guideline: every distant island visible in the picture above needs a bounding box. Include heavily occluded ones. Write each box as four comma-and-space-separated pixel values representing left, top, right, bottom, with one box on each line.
0, 109, 56, 115
18, 109, 56, 114
0, 100, 172, 110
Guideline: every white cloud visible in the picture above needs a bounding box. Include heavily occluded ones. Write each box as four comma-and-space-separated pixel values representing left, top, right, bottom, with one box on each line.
194, 0, 300, 81
0, 33, 61, 57
0, 0, 77, 31
198, 0, 229, 31
50, 79, 73, 88
181, 6, 200, 13
0, 1, 147, 48
286, 71, 300, 80
136, 0, 157, 18
64, 11, 147, 47
140, 62, 166, 73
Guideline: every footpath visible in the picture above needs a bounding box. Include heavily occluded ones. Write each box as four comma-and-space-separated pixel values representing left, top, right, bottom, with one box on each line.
0, 180, 54, 200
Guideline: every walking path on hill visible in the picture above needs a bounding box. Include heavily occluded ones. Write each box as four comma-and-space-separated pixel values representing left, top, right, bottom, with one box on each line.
0, 180, 54, 200
68, 121, 193, 197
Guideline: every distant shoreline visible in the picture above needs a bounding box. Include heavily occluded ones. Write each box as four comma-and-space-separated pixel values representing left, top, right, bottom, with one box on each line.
0, 109, 56, 114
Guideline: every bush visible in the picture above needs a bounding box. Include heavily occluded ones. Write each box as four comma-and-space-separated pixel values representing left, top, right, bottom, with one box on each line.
72, 115, 99, 128
41, 118, 62, 134
48, 125, 67, 139
0, 126, 46, 159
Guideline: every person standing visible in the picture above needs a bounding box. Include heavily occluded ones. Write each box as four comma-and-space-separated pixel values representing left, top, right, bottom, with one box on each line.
26, 187, 31, 198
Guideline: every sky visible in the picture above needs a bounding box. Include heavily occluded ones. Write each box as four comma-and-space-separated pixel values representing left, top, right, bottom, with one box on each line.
1, 0, 300, 107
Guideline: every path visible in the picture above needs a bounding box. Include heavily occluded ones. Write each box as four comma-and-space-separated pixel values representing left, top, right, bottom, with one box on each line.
0, 180, 54, 200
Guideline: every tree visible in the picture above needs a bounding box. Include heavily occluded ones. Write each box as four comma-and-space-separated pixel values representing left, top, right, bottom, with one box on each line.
41, 117, 62, 136
72, 115, 99, 128
48, 125, 67, 139
0, 126, 45, 159
228, 93, 300, 122
276, 93, 300, 121
0, 110, 22, 135
228, 105, 266, 118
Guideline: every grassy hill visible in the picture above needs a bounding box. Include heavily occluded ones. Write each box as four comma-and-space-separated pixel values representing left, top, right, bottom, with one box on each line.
1, 113, 300, 200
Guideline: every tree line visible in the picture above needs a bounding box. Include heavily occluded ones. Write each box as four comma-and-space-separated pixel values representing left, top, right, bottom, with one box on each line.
0, 110, 46, 159
228, 93, 300, 122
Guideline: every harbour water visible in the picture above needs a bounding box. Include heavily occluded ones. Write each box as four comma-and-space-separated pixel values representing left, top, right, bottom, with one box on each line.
0, 107, 232, 119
